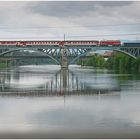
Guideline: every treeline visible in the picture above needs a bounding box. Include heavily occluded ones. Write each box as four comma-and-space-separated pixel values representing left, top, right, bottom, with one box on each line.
0, 60, 7, 68
17, 58, 57, 65
77, 53, 140, 73
0, 58, 57, 69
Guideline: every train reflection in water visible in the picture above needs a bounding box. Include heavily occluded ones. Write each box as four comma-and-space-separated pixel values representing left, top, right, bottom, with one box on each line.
0, 65, 121, 96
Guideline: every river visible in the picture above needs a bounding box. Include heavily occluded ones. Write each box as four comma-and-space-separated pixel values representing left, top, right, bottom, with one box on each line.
0, 65, 140, 138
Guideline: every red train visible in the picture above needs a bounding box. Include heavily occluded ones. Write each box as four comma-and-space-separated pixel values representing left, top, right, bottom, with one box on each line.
0, 40, 121, 47
99, 40, 121, 46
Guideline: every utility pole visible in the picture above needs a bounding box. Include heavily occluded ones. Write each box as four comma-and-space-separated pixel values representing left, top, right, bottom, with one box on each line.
64, 34, 65, 41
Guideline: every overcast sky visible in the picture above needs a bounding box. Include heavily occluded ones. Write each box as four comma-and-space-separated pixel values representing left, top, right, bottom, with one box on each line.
0, 1, 140, 41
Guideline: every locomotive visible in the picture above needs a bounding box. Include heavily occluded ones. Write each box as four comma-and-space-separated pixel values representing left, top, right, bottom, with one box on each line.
122, 42, 140, 47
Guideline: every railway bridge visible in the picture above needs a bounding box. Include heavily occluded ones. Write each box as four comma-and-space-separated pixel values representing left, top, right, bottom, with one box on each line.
0, 41, 140, 68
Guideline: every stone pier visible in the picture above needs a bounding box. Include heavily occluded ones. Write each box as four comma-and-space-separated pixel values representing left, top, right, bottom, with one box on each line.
61, 45, 68, 68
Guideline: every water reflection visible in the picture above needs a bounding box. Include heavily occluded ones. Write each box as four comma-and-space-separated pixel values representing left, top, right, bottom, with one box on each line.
0, 65, 120, 96
0, 65, 140, 138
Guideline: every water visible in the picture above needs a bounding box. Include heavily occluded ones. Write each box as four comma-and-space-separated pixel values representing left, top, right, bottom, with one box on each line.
0, 65, 140, 138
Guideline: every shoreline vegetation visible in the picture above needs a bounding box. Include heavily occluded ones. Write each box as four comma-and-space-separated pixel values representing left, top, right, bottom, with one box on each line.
0, 58, 56, 69
0, 52, 140, 73
0, 60, 7, 69
77, 52, 140, 73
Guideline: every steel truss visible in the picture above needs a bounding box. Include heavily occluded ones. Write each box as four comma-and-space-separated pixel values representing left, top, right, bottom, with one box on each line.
0, 45, 140, 65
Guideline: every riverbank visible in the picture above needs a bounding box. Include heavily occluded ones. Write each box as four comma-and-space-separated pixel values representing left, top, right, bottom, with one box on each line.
0, 61, 7, 69
77, 52, 140, 73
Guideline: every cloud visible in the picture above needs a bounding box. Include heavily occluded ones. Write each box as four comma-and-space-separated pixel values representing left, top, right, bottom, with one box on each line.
29, 1, 133, 18
0, 1, 139, 40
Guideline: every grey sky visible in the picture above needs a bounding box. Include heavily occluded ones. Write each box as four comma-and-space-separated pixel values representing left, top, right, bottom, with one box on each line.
0, 1, 140, 40
31, 1, 133, 17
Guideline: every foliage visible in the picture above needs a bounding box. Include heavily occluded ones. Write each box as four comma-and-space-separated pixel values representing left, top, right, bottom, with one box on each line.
0, 58, 57, 69
0, 61, 7, 68
77, 55, 106, 68
77, 53, 140, 73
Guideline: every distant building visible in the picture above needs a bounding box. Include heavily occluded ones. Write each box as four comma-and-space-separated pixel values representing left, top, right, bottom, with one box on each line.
87, 51, 97, 56
102, 51, 114, 57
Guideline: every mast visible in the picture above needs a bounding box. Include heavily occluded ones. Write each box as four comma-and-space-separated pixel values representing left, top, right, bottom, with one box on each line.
64, 34, 65, 41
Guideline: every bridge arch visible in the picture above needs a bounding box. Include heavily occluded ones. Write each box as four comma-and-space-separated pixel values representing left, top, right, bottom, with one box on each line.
0, 47, 138, 66
69, 49, 92, 64
113, 49, 137, 59
0, 48, 61, 65
69, 47, 137, 64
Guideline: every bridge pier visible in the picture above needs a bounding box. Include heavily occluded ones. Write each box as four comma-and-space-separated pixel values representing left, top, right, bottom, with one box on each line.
61, 46, 68, 68
5, 59, 8, 68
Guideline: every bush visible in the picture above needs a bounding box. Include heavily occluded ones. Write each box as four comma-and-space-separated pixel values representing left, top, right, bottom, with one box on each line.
77, 52, 140, 73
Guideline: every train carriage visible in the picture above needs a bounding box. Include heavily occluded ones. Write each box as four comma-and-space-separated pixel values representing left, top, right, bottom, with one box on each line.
100, 40, 121, 47
64, 40, 99, 46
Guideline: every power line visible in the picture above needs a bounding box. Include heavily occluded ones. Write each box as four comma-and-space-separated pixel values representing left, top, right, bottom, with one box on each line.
0, 33, 140, 40
67, 33, 140, 38
0, 23, 139, 29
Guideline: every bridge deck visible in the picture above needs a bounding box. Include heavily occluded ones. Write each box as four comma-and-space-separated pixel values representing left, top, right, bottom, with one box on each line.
0, 45, 140, 64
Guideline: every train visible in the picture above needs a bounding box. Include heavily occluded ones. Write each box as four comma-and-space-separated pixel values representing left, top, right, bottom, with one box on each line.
0, 40, 99, 46
0, 40, 139, 47
122, 42, 140, 47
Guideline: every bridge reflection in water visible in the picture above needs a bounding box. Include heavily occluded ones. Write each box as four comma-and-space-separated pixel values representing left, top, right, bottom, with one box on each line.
0, 66, 121, 96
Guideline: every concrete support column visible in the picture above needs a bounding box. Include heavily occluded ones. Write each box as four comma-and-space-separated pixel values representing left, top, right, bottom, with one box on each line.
60, 45, 68, 68
5, 59, 8, 68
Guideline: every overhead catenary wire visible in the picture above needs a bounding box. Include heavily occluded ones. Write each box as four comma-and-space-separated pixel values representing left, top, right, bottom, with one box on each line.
0, 23, 139, 40
0, 33, 140, 39
67, 33, 140, 38
0, 23, 139, 30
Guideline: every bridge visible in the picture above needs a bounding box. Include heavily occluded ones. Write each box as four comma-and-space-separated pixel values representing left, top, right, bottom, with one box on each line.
0, 41, 140, 68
